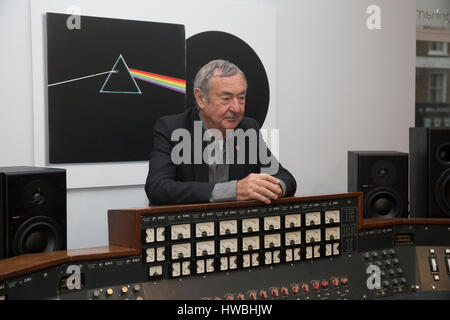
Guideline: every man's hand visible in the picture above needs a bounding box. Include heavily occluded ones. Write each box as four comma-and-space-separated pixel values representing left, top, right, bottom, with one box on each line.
236, 173, 282, 204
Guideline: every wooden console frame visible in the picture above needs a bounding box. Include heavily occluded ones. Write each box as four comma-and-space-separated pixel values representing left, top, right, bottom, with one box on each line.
1, 192, 449, 282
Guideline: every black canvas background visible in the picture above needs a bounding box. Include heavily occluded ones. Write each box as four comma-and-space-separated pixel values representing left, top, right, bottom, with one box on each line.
46, 13, 186, 163
186, 31, 270, 128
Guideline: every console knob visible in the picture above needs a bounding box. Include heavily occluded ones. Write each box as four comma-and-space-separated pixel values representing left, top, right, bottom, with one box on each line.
312, 282, 320, 291
291, 285, 300, 294
259, 290, 268, 300
302, 283, 310, 293
332, 278, 339, 287
271, 288, 279, 297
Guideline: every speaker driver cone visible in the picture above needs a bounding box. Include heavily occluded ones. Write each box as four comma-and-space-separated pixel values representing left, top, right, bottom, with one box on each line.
364, 187, 403, 218
13, 216, 62, 255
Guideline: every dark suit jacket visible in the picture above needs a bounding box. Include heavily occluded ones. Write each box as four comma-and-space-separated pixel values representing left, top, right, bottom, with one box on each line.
145, 107, 297, 205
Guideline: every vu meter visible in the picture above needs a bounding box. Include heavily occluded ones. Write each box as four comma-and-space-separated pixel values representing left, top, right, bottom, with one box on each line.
264, 216, 281, 231
325, 210, 340, 224
220, 238, 238, 254
145, 228, 154, 243
156, 247, 165, 261
145, 227, 165, 243
306, 229, 321, 243
325, 227, 340, 241
156, 227, 165, 242
171, 224, 191, 240
219, 220, 238, 235
243, 236, 260, 251
146, 248, 155, 263
264, 234, 281, 248
242, 218, 259, 233
196, 241, 215, 257
196, 222, 214, 238
285, 231, 301, 246
171, 243, 191, 259
285, 214, 301, 228
305, 212, 321, 226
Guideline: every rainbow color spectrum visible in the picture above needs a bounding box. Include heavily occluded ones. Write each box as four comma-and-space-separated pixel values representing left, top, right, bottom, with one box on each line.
129, 68, 186, 94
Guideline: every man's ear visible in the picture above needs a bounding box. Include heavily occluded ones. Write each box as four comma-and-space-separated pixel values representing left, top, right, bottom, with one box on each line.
194, 88, 207, 110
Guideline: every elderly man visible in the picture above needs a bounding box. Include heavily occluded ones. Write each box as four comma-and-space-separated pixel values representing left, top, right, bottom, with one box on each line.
145, 60, 296, 205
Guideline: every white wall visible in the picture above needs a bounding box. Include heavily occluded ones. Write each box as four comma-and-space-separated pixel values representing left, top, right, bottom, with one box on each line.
253, 0, 416, 196
0, 0, 416, 250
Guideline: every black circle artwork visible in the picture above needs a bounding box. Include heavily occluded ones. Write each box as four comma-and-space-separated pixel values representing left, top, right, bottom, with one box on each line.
186, 31, 270, 128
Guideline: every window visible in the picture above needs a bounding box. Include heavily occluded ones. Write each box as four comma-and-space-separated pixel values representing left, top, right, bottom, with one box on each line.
428, 42, 448, 56
428, 72, 447, 103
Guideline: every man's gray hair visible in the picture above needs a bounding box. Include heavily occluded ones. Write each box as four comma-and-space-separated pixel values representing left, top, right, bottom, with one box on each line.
193, 59, 247, 100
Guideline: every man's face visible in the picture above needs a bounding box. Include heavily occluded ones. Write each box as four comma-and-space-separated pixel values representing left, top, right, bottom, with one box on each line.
195, 71, 247, 136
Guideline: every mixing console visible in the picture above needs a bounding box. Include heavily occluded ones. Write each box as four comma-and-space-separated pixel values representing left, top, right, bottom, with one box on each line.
140, 195, 358, 281
1, 193, 449, 301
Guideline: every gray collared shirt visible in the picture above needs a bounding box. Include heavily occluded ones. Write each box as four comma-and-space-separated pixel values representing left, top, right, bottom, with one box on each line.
198, 112, 286, 202
199, 112, 237, 202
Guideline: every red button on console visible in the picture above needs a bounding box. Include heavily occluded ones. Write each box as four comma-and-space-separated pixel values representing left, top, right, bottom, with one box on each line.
271, 289, 279, 297
291, 285, 300, 294
332, 278, 339, 288
302, 283, 310, 293
312, 282, 320, 291
259, 290, 268, 300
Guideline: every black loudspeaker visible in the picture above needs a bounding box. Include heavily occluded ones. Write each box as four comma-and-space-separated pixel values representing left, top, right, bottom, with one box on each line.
0, 167, 66, 259
348, 151, 409, 219
410, 127, 450, 218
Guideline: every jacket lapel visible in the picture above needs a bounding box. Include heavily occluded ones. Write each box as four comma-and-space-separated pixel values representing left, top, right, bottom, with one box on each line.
189, 107, 209, 183
228, 122, 249, 181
